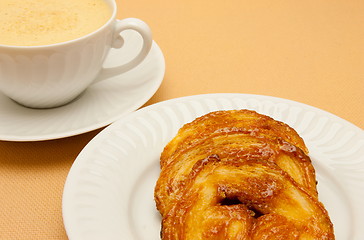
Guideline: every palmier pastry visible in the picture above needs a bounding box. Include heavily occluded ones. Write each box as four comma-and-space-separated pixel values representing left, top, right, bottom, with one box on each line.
154, 110, 335, 239
160, 109, 309, 166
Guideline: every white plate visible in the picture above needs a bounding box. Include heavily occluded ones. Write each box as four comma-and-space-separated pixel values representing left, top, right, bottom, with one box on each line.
62, 93, 364, 240
0, 30, 165, 141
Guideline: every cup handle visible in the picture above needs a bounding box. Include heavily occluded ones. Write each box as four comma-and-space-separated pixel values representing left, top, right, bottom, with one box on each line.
95, 18, 153, 82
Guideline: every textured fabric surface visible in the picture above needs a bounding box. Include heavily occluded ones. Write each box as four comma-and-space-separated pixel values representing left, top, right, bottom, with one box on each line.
0, 0, 363, 239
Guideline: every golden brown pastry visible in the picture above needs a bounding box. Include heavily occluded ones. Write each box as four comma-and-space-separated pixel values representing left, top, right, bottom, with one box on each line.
154, 110, 334, 239
160, 110, 309, 166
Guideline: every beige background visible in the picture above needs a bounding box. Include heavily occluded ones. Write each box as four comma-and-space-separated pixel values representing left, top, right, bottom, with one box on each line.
0, 0, 363, 239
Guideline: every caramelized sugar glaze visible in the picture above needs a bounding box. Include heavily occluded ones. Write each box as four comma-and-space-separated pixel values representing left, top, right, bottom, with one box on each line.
154, 110, 334, 239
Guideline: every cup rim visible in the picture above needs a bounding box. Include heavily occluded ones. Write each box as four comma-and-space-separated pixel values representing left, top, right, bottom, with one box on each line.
0, 0, 117, 49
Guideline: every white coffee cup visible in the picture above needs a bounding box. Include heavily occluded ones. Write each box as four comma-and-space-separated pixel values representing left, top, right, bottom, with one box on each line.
0, 0, 152, 108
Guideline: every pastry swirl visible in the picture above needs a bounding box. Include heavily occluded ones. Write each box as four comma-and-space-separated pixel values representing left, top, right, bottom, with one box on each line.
154, 110, 334, 239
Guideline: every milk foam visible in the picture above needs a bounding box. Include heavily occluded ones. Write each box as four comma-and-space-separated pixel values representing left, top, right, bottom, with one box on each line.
0, 0, 111, 46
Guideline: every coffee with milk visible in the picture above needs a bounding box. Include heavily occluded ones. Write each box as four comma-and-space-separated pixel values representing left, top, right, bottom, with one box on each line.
0, 0, 111, 46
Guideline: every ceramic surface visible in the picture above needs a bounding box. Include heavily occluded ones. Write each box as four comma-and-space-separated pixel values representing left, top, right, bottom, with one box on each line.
63, 93, 364, 240
0, 32, 165, 141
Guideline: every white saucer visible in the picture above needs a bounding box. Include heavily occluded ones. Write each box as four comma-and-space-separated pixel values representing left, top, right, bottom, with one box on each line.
0, 30, 165, 141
